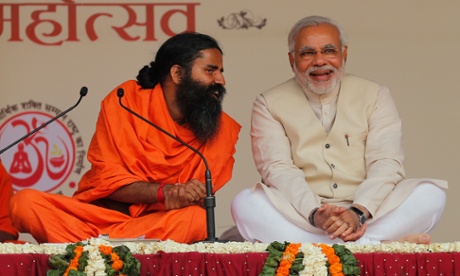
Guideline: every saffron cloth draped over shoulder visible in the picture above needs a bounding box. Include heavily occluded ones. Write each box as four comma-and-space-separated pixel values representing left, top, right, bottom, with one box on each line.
73, 80, 241, 217
0, 160, 18, 240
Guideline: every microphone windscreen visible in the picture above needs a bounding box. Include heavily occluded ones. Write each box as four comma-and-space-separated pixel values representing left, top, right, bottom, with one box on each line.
80, 86, 88, 96
117, 88, 125, 98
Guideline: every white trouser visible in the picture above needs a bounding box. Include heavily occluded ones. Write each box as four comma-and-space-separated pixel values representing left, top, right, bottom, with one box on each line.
231, 182, 446, 244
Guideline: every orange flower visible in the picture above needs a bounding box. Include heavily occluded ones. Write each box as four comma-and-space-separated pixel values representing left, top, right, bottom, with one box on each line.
318, 244, 334, 257
275, 243, 301, 276
99, 244, 113, 255
112, 259, 124, 271
64, 246, 84, 276
99, 245, 125, 272
330, 262, 344, 275
110, 252, 123, 271
329, 254, 341, 264
275, 266, 290, 276
111, 252, 120, 261
317, 244, 344, 276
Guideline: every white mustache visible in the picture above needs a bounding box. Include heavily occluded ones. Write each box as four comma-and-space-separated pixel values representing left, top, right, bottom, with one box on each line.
306, 65, 336, 75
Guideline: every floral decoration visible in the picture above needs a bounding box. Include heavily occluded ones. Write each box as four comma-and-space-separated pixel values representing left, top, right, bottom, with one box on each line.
260, 242, 359, 276
260, 241, 305, 276
1, 238, 460, 275
47, 240, 140, 276
47, 243, 89, 276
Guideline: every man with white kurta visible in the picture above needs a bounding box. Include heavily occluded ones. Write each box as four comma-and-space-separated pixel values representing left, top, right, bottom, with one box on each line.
231, 15, 447, 244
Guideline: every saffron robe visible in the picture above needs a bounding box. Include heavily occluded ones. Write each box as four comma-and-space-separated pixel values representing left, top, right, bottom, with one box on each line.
10, 81, 241, 243
0, 160, 18, 241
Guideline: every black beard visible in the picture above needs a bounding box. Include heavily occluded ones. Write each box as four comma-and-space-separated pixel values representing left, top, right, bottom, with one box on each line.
175, 75, 226, 144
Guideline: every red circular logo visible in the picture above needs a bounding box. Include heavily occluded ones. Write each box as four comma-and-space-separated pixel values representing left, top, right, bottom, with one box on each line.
0, 111, 76, 192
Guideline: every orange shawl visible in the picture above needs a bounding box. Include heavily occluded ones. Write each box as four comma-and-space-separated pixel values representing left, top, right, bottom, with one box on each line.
0, 160, 18, 238
73, 81, 241, 217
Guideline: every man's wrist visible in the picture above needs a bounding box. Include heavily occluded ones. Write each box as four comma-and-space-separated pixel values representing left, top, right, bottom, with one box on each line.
349, 206, 367, 227
156, 183, 167, 203
308, 207, 319, 227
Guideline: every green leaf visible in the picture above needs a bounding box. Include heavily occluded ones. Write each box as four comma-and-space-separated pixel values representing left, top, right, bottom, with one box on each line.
267, 241, 286, 252
78, 251, 89, 271
46, 270, 63, 276
290, 261, 305, 272
48, 254, 70, 271
332, 244, 361, 276
264, 257, 280, 268
64, 244, 77, 258
113, 245, 130, 258
68, 270, 86, 276
260, 265, 277, 275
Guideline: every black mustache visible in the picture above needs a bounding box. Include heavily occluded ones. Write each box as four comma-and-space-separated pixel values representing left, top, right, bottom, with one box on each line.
207, 84, 226, 99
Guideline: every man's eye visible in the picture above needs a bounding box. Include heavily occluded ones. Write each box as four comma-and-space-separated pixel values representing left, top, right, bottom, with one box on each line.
323, 49, 336, 54
300, 51, 315, 56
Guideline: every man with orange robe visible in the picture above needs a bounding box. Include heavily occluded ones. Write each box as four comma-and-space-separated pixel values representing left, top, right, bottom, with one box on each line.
0, 160, 19, 242
10, 32, 241, 244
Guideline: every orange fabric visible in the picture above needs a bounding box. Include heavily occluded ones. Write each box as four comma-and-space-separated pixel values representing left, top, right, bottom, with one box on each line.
11, 189, 208, 243
10, 81, 240, 244
74, 80, 241, 216
0, 160, 19, 240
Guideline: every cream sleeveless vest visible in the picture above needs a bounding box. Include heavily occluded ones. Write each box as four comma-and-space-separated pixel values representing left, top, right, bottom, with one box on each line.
262, 75, 379, 201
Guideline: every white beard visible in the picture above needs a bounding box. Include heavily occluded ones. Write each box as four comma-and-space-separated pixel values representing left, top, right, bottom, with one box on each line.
294, 62, 345, 95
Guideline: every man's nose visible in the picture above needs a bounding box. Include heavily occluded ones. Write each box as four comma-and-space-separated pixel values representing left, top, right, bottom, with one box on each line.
214, 72, 225, 86
311, 52, 327, 65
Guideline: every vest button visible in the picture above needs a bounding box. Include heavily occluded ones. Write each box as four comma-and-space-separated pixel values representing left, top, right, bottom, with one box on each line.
325, 144, 330, 149
332, 183, 338, 189
331, 164, 336, 169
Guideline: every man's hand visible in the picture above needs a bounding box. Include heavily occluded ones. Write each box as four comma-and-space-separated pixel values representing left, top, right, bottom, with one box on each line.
314, 204, 346, 228
341, 223, 367, 242
313, 205, 367, 241
163, 179, 206, 209
315, 205, 352, 239
324, 207, 368, 242
338, 205, 370, 241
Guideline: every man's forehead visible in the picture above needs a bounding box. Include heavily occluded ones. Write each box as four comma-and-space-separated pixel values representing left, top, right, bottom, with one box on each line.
192, 49, 223, 67
195, 48, 222, 59
295, 24, 341, 48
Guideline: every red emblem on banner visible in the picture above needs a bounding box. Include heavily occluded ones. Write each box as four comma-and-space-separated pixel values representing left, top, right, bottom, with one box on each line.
0, 111, 76, 192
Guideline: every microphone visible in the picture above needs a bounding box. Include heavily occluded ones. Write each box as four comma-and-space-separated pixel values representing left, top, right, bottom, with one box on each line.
117, 88, 219, 242
0, 86, 88, 155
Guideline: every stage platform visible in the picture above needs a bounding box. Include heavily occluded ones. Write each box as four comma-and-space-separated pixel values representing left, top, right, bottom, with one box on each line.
1, 251, 460, 275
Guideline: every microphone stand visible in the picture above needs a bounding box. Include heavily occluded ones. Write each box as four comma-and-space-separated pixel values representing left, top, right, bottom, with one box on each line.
0, 87, 88, 155
117, 88, 220, 242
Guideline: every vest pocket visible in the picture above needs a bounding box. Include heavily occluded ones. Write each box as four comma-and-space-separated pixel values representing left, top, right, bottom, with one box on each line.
345, 132, 367, 146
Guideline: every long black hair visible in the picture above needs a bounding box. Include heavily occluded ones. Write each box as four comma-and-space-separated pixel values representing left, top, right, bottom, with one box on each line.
136, 32, 223, 89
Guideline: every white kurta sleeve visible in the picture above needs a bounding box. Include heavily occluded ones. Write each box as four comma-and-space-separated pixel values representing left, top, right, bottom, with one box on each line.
353, 86, 405, 216
251, 94, 321, 220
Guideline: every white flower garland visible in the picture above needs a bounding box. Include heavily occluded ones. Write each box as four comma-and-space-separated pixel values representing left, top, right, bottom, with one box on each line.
2, 238, 460, 275
83, 239, 110, 275
298, 243, 328, 276
0, 239, 456, 255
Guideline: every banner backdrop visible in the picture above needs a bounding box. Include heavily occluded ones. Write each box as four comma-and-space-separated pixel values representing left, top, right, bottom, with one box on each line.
1, 0, 459, 243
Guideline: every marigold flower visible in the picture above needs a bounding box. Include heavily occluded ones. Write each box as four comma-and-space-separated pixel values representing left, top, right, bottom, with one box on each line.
317, 244, 345, 276
275, 243, 301, 276
63, 246, 84, 276
112, 259, 124, 271
330, 262, 344, 275
99, 244, 113, 255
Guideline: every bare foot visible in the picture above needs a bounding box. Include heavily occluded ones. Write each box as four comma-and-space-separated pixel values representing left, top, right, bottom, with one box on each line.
397, 233, 431, 244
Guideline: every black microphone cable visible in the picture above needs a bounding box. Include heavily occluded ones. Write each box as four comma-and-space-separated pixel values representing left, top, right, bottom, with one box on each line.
0, 86, 88, 155
117, 87, 220, 242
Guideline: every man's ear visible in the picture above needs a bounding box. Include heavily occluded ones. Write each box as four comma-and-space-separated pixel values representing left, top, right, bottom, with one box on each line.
288, 51, 295, 71
170, 65, 183, 84
342, 45, 348, 63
